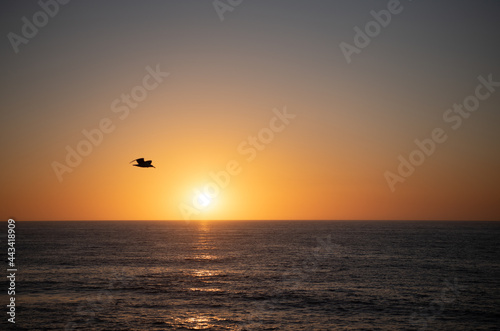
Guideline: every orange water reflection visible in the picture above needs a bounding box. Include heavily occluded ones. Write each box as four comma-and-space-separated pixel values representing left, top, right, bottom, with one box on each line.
188, 287, 222, 292
172, 315, 227, 330
191, 270, 222, 277
186, 221, 224, 298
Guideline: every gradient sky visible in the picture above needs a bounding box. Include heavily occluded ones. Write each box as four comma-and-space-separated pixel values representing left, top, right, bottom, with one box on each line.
1, 0, 499, 221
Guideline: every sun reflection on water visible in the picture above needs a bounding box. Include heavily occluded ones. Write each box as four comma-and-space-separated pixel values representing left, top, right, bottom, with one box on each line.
191, 270, 221, 277
188, 287, 222, 292
176, 222, 226, 329
173, 315, 225, 330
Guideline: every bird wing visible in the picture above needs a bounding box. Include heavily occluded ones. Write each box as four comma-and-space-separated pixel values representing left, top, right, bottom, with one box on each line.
145, 160, 152, 165
135, 158, 145, 164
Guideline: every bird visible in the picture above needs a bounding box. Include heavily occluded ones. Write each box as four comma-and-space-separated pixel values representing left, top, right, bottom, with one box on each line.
130, 158, 155, 168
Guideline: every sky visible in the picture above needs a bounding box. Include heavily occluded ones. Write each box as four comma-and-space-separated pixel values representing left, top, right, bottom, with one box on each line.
1, 0, 499, 221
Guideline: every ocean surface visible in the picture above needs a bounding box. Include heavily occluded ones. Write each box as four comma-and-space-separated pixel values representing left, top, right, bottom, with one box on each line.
1, 221, 499, 330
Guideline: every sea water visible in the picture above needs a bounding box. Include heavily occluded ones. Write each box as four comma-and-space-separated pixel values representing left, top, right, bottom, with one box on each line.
1, 221, 499, 330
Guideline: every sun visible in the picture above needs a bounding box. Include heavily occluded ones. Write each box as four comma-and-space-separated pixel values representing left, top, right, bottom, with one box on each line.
178, 184, 223, 221
194, 191, 212, 209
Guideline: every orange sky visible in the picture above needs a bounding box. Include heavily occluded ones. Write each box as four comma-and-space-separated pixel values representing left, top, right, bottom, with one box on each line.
1, 1, 499, 221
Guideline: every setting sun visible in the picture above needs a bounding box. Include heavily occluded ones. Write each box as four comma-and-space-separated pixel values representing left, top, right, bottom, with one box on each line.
194, 190, 212, 209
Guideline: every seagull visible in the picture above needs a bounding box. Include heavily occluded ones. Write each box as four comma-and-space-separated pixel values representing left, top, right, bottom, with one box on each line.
130, 158, 155, 168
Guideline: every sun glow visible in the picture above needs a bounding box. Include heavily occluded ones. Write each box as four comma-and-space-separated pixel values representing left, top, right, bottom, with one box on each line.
194, 191, 212, 209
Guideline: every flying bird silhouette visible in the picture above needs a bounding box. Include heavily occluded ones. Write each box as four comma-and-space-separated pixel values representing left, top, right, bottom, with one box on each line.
130, 158, 155, 168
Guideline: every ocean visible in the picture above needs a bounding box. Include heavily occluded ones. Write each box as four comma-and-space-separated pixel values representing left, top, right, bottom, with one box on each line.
1, 221, 499, 330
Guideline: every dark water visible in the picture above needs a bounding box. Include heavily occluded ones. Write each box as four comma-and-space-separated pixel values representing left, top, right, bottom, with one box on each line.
1, 221, 499, 330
